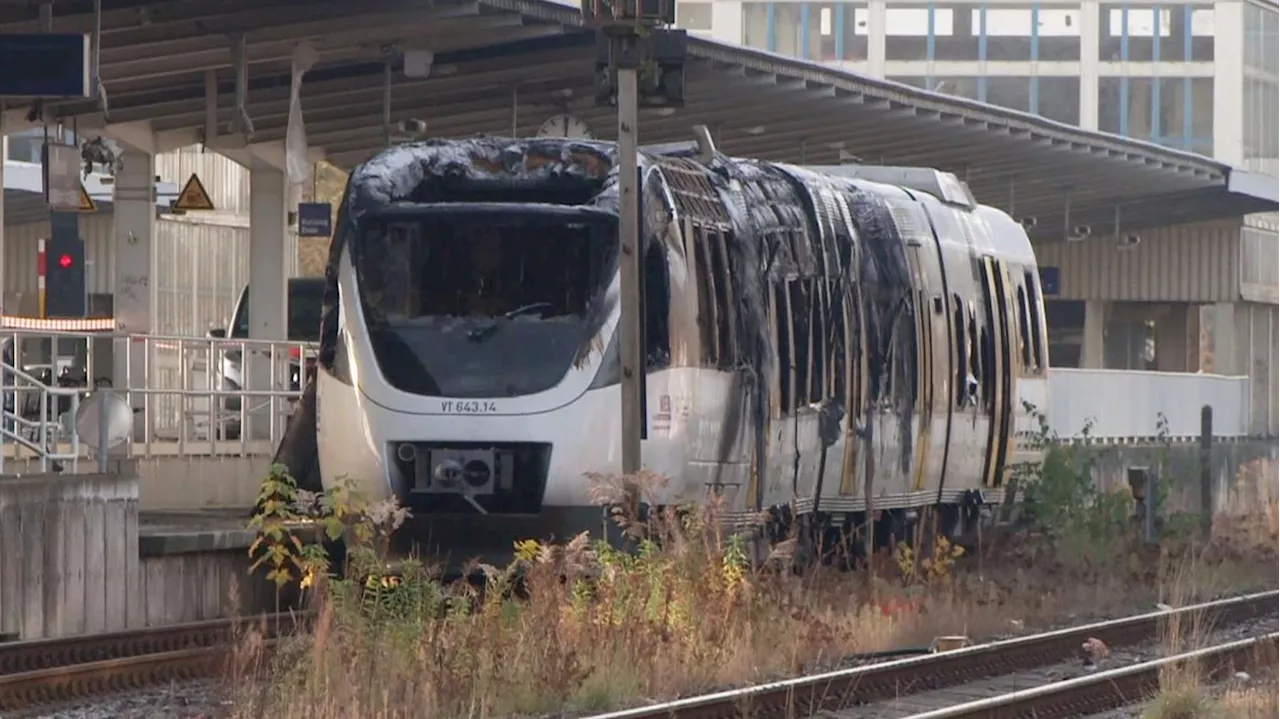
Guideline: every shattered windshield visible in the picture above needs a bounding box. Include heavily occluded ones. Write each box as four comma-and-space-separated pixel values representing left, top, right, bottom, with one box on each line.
355, 205, 618, 398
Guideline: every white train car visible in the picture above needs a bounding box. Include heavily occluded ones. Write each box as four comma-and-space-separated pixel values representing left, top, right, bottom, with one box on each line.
277, 137, 1050, 562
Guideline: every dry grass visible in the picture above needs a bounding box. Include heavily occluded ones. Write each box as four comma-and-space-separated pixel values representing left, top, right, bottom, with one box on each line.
1215, 673, 1279, 719
1141, 534, 1278, 719
225, 467, 1279, 719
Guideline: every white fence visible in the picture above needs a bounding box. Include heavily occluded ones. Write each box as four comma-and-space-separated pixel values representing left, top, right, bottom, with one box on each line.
1047, 368, 1250, 441
1, 329, 315, 465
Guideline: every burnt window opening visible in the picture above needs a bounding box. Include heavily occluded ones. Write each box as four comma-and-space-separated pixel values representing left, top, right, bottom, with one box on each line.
890, 306, 919, 408
693, 225, 736, 369
790, 279, 813, 410
847, 289, 865, 412
354, 209, 617, 398
830, 284, 850, 403
1016, 284, 1034, 372
968, 304, 981, 404
916, 289, 930, 412
1025, 270, 1046, 372
808, 281, 828, 404
773, 283, 794, 413
980, 324, 995, 411
977, 264, 998, 411
643, 241, 671, 369
405, 171, 605, 207
324, 279, 347, 380
709, 229, 736, 365
953, 294, 967, 408
375, 218, 607, 319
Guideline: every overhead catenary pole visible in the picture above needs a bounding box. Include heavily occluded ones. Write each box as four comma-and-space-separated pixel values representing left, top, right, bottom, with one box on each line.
616, 49, 642, 477
582, 0, 685, 486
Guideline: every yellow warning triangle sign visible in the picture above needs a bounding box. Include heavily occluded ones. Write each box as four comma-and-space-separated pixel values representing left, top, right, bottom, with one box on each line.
77, 183, 97, 212
173, 173, 215, 211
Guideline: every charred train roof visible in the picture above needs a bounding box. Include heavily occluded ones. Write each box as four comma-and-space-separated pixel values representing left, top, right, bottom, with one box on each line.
339, 137, 1033, 268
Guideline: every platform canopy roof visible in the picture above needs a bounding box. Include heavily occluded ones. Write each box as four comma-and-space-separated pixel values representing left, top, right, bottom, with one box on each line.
0, 0, 1274, 241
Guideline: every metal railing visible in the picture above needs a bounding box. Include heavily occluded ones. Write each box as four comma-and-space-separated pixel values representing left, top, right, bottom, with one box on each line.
0, 329, 316, 466
0, 360, 84, 474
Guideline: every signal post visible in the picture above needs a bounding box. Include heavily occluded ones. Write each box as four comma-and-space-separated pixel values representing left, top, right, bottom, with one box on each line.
582, 0, 686, 477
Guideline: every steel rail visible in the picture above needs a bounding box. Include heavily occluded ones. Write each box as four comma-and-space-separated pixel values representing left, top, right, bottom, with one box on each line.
901, 632, 1280, 719
0, 612, 309, 711
582, 590, 1279, 719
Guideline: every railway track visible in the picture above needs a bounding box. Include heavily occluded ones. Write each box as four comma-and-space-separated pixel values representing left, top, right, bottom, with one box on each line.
0, 611, 311, 712
584, 590, 1279, 719
894, 633, 1279, 719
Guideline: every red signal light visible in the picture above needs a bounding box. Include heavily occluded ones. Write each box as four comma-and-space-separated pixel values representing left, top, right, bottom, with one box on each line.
58, 254, 73, 269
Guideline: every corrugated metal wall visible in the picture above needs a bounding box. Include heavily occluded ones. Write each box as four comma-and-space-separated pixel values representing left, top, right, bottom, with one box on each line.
154, 145, 250, 221
3, 215, 249, 335
155, 218, 250, 335
1033, 221, 1243, 303
1241, 225, 1280, 289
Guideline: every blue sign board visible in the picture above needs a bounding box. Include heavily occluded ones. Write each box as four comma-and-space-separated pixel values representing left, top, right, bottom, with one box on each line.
1039, 266, 1060, 296
0, 34, 91, 98
297, 203, 332, 238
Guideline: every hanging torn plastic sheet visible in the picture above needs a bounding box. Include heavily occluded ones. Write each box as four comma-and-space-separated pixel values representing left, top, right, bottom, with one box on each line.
286, 41, 319, 187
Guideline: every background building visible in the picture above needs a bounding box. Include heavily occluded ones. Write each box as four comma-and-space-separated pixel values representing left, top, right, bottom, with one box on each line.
682, 0, 1275, 174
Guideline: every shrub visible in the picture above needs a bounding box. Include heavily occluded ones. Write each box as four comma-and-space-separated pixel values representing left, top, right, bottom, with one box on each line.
236, 469, 995, 718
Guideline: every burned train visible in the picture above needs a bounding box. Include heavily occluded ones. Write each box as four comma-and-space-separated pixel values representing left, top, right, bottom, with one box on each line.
281, 137, 1050, 558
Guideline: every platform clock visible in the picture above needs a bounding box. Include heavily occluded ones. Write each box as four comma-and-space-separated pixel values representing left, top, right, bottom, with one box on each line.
536, 113, 595, 140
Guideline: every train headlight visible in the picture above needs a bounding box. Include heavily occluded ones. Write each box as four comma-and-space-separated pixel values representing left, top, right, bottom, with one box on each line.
462, 460, 492, 488
434, 458, 464, 487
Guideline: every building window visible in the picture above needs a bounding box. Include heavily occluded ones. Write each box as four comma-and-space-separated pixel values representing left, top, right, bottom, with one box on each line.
926, 74, 1080, 112
933, 3, 982, 61
987, 76, 1033, 112
1039, 77, 1081, 125
885, 5, 946, 61
676, 2, 712, 31
933, 76, 983, 99
1243, 76, 1279, 173
1244, 2, 1279, 75
5, 127, 77, 163
887, 75, 932, 90
1098, 4, 1210, 62
798, 4, 871, 61
1033, 6, 1083, 61
1099, 5, 1167, 62
1099, 76, 1213, 155
743, 2, 770, 50
7, 134, 42, 163
888, 2, 1081, 63
742, 2, 869, 60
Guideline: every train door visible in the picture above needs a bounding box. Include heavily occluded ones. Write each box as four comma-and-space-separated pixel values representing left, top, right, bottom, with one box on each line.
977, 256, 1017, 487
898, 219, 948, 496
839, 280, 868, 496
906, 251, 932, 493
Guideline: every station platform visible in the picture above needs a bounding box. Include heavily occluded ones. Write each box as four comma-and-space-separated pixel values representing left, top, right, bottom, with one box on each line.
139, 508, 258, 557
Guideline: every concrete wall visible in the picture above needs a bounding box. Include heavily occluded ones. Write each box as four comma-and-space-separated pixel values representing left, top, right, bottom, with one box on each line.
0, 470, 139, 640
0, 466, 276, 641
0, 452, 271, 512
1048, 369, 1250, 440
1067, 438, 1279, 517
